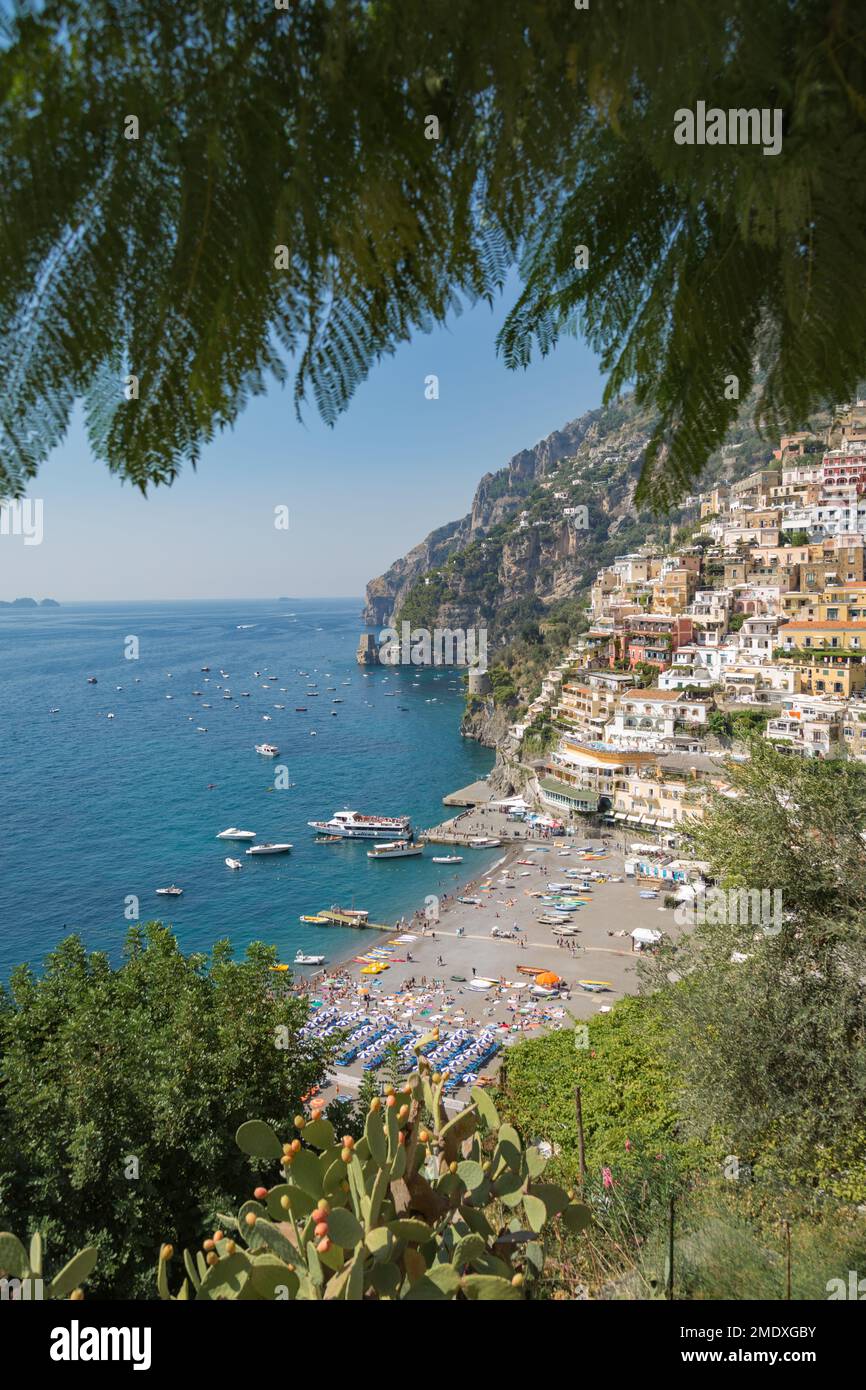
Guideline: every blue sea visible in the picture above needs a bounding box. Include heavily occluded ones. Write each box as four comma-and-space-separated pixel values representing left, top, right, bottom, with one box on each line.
0, 599, 497, 979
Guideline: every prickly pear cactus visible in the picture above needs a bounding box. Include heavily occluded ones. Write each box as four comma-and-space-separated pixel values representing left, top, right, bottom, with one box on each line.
0, 1230, 98, 1300
157, 1059, 592, 1300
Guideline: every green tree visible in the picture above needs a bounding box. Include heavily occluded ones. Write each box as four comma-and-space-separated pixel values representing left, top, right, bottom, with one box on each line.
1, 1, 865, 505
0, 925, 332, 1298
648, 743, 866, 1197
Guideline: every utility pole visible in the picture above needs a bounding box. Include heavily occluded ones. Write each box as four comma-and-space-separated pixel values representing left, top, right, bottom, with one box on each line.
666, 1194, 675, 1300
575, 1086, 587, 1184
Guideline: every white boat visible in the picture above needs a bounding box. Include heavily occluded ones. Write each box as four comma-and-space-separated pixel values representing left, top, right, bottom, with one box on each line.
225, 858, 243, 870
367, 839, 424, 859
308, 809, 412, 840
245, 843, 293, 856
255, 743, 280, 756
156, 885, 183, 896
216, 828, 257, 840
469, 837, 502, 847
294, 950, 326, 965
432, 854, 464, 864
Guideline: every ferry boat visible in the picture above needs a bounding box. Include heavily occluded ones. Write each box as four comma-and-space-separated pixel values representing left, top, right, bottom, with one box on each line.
367, 839, 424, 860
255, 743, 280, 756
307, 809, 412, 841
245, 842, 292, 856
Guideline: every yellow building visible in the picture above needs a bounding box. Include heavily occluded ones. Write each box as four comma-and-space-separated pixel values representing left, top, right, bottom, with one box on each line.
795, 661, 866, 698
780, 620, 866, 654
780, 591, 866, 624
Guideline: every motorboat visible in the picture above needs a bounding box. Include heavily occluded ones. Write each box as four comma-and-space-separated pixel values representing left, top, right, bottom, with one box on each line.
255, 743, 280, 756
225, 858, 243, 870
458, 896, 483, 906
216, 828, 257, 840
367, 839, 424, 859
294, 950, 326, 965
156, 885, 183, 896
86, 676, 97, 684
245, 843, 293, 855
432, 854, 463, 864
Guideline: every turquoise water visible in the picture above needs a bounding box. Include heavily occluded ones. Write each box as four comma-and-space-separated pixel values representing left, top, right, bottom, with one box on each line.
0, 599, 496, 978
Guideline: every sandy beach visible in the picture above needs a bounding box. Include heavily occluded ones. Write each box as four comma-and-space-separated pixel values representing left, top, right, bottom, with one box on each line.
296, 807, 680, 1106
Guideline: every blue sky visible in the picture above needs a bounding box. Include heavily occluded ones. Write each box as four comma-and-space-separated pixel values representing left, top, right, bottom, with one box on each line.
1, 277, 605, 600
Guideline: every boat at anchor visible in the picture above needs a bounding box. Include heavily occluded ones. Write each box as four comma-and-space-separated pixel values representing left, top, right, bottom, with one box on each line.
367, 839, 424, 859
308, 809, 412, 840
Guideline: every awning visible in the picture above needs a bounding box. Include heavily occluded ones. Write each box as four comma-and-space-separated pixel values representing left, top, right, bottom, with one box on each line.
614, 812, 627, 821
626, 814, 642, 823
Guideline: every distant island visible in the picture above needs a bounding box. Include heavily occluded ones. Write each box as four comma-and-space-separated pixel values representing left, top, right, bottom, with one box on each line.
0, 597, 60, 607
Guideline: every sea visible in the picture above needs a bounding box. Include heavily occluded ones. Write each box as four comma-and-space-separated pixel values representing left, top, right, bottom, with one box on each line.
0, 598, 499, 980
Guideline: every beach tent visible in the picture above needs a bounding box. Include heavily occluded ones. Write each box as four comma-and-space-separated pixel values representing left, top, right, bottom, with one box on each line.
535, 971, 562, 987
631, 927, 662, 946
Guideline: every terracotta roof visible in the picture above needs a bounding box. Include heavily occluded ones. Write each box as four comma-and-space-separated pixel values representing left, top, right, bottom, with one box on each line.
784, 620, 866, 631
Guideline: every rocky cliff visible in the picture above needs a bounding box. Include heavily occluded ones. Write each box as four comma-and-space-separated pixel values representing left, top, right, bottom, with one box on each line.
363, 389, 780, 647
362, 407, 618, 628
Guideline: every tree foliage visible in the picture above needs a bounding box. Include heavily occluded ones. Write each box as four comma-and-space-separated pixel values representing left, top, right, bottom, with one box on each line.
649, 743, 866, 1198
0, 925, 332, 1298
1, 1, 865, 504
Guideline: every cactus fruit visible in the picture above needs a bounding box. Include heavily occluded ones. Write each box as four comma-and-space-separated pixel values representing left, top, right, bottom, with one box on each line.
157, 1081, 591, 1301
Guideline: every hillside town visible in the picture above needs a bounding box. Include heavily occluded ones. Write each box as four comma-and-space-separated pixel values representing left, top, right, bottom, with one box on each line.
504, 402, 866, 837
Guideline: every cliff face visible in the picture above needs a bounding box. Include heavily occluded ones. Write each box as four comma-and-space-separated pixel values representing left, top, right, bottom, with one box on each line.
362, 387, 780, 651
361, 409, 610, 627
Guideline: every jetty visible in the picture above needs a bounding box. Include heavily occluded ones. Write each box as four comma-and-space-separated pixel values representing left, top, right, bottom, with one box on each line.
315, 909, 391, 930
441, 778, 494, 808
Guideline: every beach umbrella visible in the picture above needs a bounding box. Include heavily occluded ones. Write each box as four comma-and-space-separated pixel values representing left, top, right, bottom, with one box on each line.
535, 971, 561, 987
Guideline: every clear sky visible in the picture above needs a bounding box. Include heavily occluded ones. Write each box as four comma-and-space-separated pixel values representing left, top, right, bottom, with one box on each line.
0, 276, 605, 601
